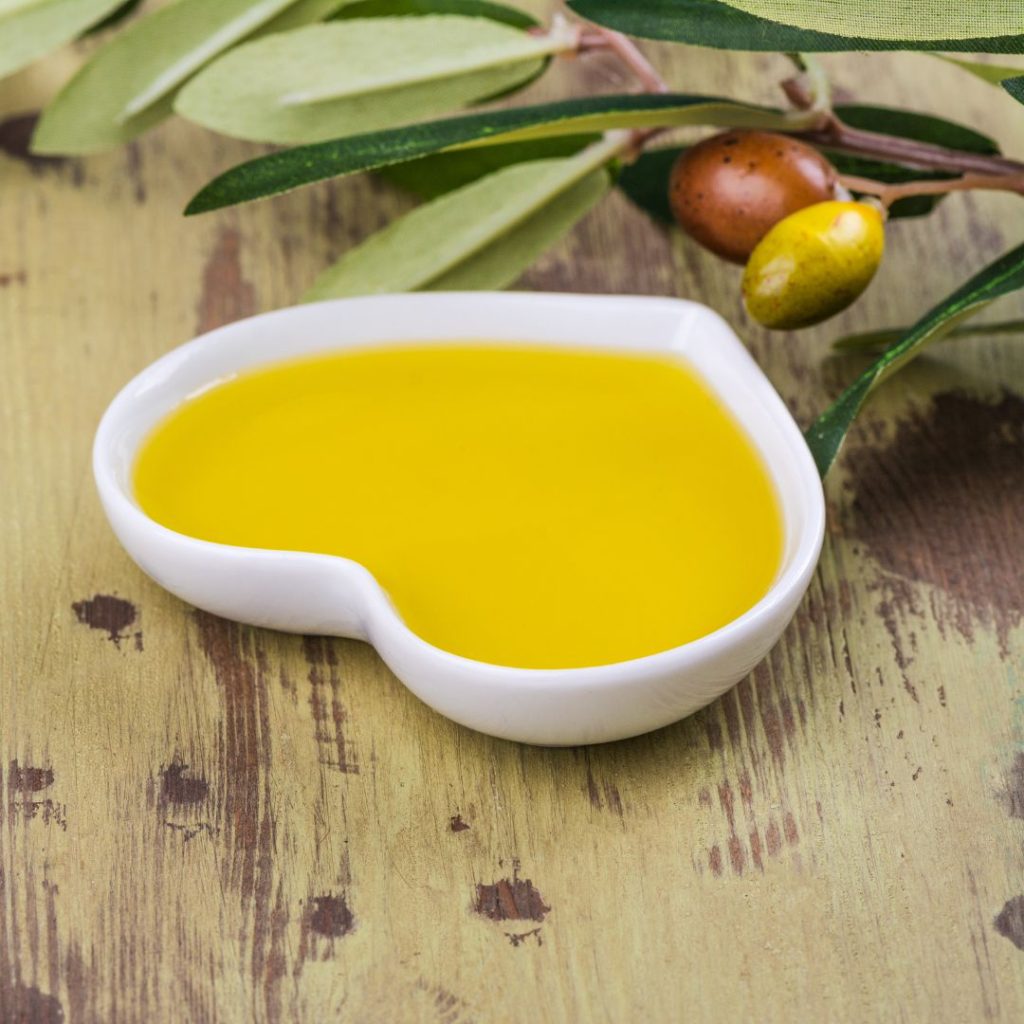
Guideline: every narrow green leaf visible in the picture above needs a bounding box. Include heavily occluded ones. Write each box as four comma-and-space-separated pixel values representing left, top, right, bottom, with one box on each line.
379, 134, 598, 199
31, 0, 322, 154
83, 0, 143, 35
832, 319, 1024, 353
259, 0, 355, 32
332, 0, 537, 29
424, 171, 606, 290
304, 140, 615, 299
807, 243, 1024, 476
175, 17, 571, 146
0, 1, 44, 15
1005, 76, 1024, 105
186, 93, 822, 214
0, 0, 126, 79
331, 0, 545, 103
567, 0, 1024, 53
691, 0, 1023, 45
615, 147, 679, 225
933, 54, 1024, 85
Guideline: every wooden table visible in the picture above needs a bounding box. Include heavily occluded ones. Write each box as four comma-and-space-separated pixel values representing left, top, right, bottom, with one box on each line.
2, 18, 1023, 1023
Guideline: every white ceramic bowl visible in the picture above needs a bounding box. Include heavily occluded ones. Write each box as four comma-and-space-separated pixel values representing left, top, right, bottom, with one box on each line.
94, 292, 824, 746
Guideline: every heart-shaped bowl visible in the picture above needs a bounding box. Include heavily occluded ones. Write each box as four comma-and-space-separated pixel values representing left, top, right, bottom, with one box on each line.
94, 292, 824, 745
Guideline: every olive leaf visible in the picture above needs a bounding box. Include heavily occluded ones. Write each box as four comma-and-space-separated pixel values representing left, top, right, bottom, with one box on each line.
615, 147, 679, 225
807, 242, 1024, 476
185, 93, 824, 214
0, 0, 126, 79
331, 0, 537, 29
31, 0, 346, 154
83, 0, 142, 35
379, 134, 599, 199
1006, 77, 1024, 106
259, 0, 356, 31
305, 144, 614, 299
566, 0, 1024, 53
305, 139, 617, 299
175, 16, 575, 146
931, 55, 1024, 86
832, 319, 1024, 353
330, 0, 547, 104
616, 105, 999, 226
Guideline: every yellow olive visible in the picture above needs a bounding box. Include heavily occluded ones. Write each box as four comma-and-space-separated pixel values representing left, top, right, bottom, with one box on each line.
742, 200, 885, 330
668, 131, 838, 264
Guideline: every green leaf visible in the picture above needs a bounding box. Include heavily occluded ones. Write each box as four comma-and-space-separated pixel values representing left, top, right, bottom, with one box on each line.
83, 0, 143, 35
258, 0, 354, 31
0, 0, 126, 79
832, 319, 1024, 353
933, 54, 1024, 85
615, 147, 678, 225
304, 140, 615, 299
616, 105, 996, 226
186, 92, 823, 214
331, 0, 537, 29
806, 242, 1024, 476
566, 0, 1024, 53
1005, 76, 1024, 105
330, 0, 545, 105
379, 133, 598, 199
31, 0, 326, 154
175, 16, 572, 146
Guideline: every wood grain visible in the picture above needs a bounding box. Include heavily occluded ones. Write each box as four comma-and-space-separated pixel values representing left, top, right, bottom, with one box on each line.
2, 11, 1024, 1023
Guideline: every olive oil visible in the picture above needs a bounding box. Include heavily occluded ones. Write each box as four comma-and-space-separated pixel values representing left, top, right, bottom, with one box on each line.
134, 344, 783, 668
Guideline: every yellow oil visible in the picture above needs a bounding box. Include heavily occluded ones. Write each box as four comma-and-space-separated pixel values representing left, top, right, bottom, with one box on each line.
134, 344, 784, 668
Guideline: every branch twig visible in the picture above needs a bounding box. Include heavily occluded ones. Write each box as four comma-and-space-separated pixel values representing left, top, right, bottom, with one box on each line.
575, 19, 1024, 182
839, 171, 1024, 207
577, 29, 668, 94
800, 119, 1024, 177
781, 72, 1024, 177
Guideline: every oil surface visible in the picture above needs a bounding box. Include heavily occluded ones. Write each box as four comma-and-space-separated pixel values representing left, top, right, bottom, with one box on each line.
134, 344, 784, 668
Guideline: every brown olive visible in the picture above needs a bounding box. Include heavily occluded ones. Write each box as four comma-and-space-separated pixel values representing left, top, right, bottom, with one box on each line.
668, 130, 838, 264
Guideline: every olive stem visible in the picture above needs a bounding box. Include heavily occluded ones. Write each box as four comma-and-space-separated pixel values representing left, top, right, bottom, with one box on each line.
575, 17, 1024, 180
798, 117, 1024, 177
577, 28, 669, 94
574, 26, 670, 158
781, 64, 832, 127
780, 73, 1024, 177
839, 171, 1024, 207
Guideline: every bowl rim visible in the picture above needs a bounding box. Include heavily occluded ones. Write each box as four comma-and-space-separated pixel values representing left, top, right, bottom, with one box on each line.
94, 290, 826, 687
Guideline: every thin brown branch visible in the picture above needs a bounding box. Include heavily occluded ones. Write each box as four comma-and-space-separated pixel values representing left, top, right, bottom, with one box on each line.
778, 69, 1024, 177
839, 171, 1024, 207
577, 28, 668, 94
571, 18, 1024, 181
797, 115, 1024, 177
780, 74, 830, 129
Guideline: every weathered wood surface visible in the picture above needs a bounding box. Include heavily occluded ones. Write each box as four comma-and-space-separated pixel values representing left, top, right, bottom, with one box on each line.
2, 13, 1024, 1023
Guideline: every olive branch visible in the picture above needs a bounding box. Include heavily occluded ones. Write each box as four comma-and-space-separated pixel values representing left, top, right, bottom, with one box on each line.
5, 0, 1024, 474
